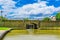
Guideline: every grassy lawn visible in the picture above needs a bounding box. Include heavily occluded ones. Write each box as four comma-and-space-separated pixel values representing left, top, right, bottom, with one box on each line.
0, 27, 9, 30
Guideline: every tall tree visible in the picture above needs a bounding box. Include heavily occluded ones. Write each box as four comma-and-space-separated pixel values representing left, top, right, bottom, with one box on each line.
56, 12, 60, 21
0, 10, 7, 20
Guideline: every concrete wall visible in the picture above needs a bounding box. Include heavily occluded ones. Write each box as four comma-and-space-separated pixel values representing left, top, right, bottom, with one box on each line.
0, 20, 60, 29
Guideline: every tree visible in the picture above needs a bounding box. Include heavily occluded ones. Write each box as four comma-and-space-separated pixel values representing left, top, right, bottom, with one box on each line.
0, 16, 7, 21
42, 17, 51, 21
23, 18, 29, 20
0, 10, 7, 20
56, 12, 60, 21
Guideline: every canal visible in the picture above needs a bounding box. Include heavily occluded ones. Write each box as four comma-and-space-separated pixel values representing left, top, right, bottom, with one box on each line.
2, 30, 60, 40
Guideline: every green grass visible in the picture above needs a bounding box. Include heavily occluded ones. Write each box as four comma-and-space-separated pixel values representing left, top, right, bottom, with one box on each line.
0, 27, 9, 30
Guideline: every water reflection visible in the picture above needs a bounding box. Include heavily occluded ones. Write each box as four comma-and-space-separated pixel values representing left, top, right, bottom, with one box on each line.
4, 35, 59, 40
3, 30, 60, 40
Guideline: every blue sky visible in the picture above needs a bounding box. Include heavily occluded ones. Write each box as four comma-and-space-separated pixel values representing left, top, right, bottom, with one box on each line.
14, 0, 60, 7
0, 0, 60, 20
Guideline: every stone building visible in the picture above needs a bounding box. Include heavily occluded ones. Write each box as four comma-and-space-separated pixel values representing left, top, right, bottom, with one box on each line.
51, 16, 56, 21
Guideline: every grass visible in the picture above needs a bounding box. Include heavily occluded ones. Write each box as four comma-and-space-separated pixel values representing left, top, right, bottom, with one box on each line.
0, 27, 9, 30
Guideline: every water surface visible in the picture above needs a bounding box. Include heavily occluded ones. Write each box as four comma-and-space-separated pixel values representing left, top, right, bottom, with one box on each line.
3, 30, 60, 40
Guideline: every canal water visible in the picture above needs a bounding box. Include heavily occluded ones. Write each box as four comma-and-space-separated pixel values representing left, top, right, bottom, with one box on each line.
2, 30, 60, 40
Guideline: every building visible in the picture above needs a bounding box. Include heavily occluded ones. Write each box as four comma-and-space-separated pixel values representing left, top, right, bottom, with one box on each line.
51, 16, 56, 21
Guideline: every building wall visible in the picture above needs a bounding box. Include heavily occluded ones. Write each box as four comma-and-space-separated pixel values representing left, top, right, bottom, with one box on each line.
51, 16, 56, 21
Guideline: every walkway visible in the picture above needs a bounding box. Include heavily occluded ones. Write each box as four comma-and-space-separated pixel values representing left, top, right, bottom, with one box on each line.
0, 28, 12, 40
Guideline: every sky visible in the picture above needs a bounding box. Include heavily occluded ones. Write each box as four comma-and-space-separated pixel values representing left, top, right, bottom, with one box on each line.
0, 0, 60, 20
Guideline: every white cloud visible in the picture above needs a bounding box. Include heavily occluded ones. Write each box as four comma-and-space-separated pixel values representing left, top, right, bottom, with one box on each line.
0, 0, 16, 17
11, 1, 60, 19
12, 1, 47, 18
0, 0, 60, 20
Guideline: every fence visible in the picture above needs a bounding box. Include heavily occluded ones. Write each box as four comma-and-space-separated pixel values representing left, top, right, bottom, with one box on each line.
0, 20, 60, 29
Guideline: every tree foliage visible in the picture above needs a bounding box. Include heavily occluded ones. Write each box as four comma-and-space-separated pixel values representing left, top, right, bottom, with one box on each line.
0, 16, 7, 20
23, 18, 29, 20
56, 12, 60, 21
42, 17, 51, 21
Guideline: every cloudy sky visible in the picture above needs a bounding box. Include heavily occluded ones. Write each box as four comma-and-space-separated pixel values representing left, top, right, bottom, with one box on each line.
0, 0, 60, 20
